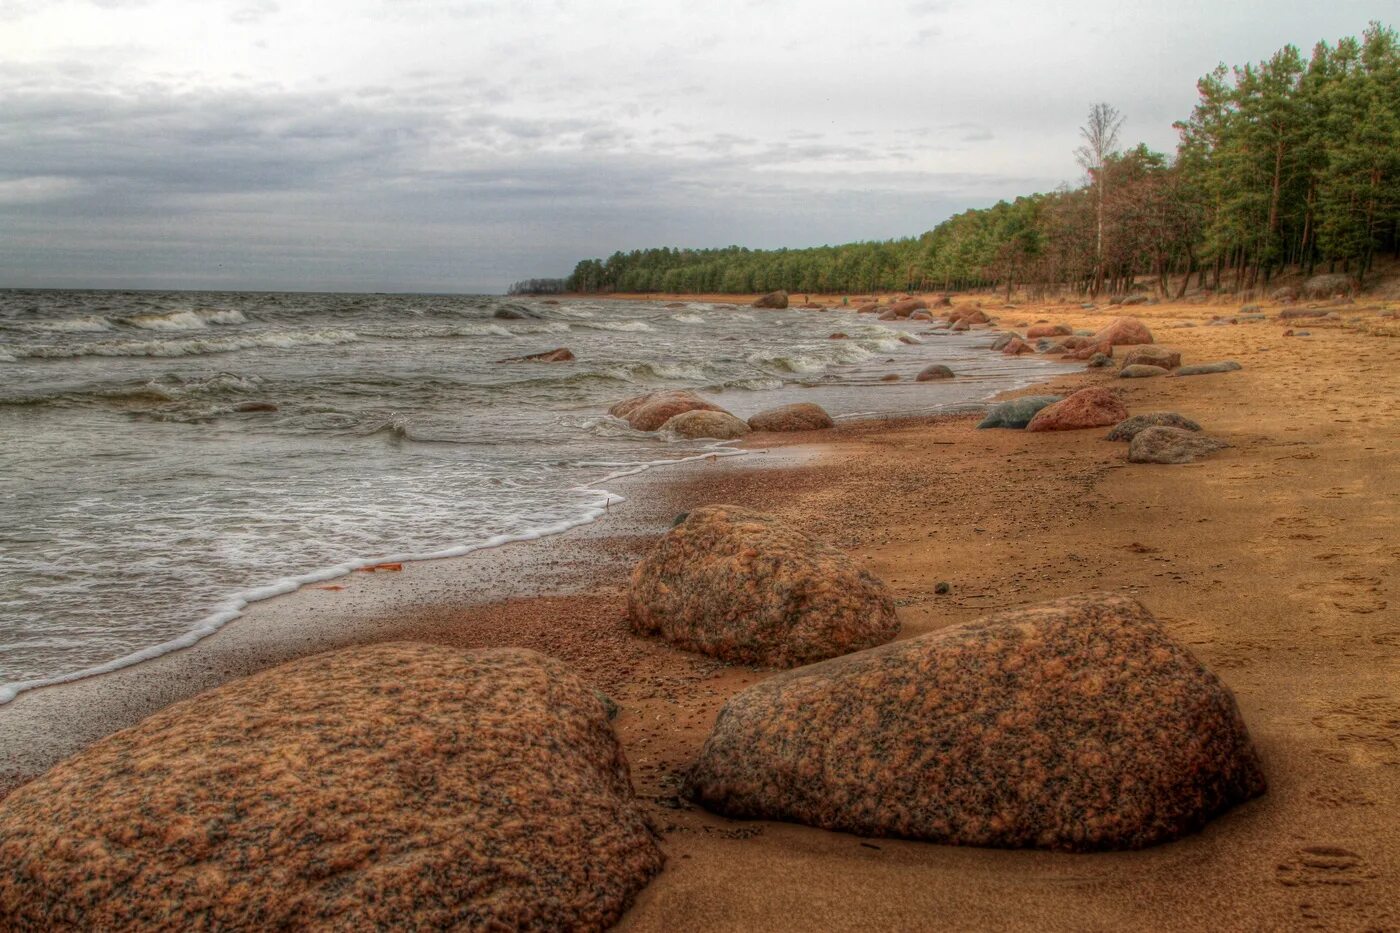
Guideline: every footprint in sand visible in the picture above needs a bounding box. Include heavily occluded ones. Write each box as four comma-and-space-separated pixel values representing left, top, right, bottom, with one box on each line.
1275, 846, 1374, 888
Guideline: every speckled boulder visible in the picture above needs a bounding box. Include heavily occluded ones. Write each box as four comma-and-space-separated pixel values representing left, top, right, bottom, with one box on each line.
916, 364, 955, 381
1121, 346, 1180, 370
1026, 323, 1071, 338
663, 409, 751, 440
1091, 317, 1154, 346
977, 395, 1062, 429
685, 594, 1266, 851
0, 644, 663, 931
1118, 364, 1169, 379
1001, 337, 1035, 355
753, 290, 789, 309
747, 403, 834, 432
1025, 387, 1128, 432
610, 389, 726, 431
628, 505, 898, 667
1106, 412, 1202, 441
1128, 426, 1230, 464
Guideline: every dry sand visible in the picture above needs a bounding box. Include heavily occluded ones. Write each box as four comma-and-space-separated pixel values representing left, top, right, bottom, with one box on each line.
2, 297, 1397, 931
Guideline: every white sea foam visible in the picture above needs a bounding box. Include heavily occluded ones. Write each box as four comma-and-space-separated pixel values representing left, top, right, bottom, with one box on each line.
32, 315, 112, 333
577, 320, 654, 332
11, 329, 361, 359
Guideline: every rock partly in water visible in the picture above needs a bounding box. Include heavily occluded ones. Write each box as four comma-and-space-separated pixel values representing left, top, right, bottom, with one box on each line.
752, 290, 789, 309
685, 594, 1266, 851
916, 364, 955, 381
1106, 412, 1203, 441
989, 334, 1013, 351
747, 403, 834, 432
1086, 352, 1114, 368
1173, 361, 1243, 377
1025, 387, 1129, 432
1128, 426, 1230, 464
233, 401, 279, 413
1001, 337, 1036, 355
610, 390, 726, 432
977, 395, 1062, 429
628, 505, 899, 667
1119, 364, 1169, 379
663, 409, 752, 440
888, 298, 928, 317
496, 347, 576, 363
0, 644, 664, 930
1120, 346, 1180, 370
1091, 317, 1154, 346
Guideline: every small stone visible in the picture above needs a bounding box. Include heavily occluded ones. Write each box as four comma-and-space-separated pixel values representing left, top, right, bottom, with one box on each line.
1106, 412, 1202, 442
1118, 364, 1169, 379
916, 364, 955, 381
1172, 361, 1243, 377
934, 581, 950, 595
1128, 426, 1230, 463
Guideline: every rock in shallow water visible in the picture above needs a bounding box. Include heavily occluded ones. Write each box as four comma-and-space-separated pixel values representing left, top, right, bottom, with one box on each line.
610, 389, 726, 432
662, 409, 751, 440
916, 364, 955, 381
628, 505, 899, 667
0, 644, 663, 931
1128, 426, 1230, 463
685, 594, 1266, 851
747, 402, 834, 432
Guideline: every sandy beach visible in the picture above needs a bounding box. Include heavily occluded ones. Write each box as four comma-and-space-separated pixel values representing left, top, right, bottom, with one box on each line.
3, 295, 1397, 931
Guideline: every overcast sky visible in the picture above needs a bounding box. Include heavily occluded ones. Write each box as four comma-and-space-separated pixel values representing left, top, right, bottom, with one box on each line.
0, 0, 1381, 293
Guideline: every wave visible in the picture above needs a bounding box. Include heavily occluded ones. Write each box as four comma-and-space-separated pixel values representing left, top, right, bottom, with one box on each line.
9, 329, 360, 360
747, 341, 874, 374
672, 313, 706, 324
31, 315, 112, 333
575, 320, 654, 332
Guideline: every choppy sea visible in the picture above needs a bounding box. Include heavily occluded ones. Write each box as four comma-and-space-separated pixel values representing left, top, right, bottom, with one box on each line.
0, 290, 1067, 701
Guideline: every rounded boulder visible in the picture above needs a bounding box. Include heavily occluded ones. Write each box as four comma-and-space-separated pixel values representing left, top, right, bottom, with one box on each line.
685, 594, 1266, 851
1106, 412, 1202, 441
916, 364, 955, 381
0, 644, 664, 930
747, 403, 834, 432
1128, 426, 1230, 464
663, 409, 752, 440
610, 389, 726, 432
1025, 387, 1128, 432
628, 505, 899, 667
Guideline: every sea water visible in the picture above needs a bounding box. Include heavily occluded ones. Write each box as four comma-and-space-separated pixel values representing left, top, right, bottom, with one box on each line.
0, 291, 1066, 701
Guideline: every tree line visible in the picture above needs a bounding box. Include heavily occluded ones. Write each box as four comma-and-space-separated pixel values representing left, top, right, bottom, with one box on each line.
553, 23, 1398, 298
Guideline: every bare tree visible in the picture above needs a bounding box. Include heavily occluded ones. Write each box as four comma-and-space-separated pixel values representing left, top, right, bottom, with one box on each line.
1076, 102, 1125, 296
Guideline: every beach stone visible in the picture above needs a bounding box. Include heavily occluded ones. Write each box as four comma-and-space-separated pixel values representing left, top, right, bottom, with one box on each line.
829, 332, 849, 339
0, 644, 663, 931
628, 505, 899, 667
1067, 340, 1113, 361
1120, 294, 1150, 306
889, 298, 927, 317
1106, 412, 1203, 442
1173, 361, 1242, 377
663, 409, 751, 440
856, 303, 879, 314
1091, 317, 1154, 346
1278, 307, 1328, 319
1271, 285, 1299, 301
1128, 426, 1229, 464
880, 373, 901, 382
1025, 387, 1128, 432
747, 403, 834, 432
610, 389, 726, 432
1118, 364, 1169, 379
496, 347, 575, 363
878, 309, 899, 321
753, 290, 789, 309
1121, 346, 1180, 370
232, 401, 278, 413
1086, 352, 1113, 368
1026, 323, 1071, 338
1001, 337, 1035, 356
685, 594, 1266, 851
950, 308, 991, 325
977, 395, 1062, 429
909, 311, 934, 322
916, 364, 955, 381
950, 319, 970, 331
989, 334, 1013, 351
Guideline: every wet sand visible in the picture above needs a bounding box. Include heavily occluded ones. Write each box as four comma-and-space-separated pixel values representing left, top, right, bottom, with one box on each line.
3, 297, 1397, 930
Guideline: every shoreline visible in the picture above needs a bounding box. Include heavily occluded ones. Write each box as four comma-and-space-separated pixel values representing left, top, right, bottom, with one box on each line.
3, 295, 1397, 929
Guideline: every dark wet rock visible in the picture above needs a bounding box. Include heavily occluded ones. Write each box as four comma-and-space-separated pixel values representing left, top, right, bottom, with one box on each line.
685, 594, 1266, 851
1173, 361, 1243, 377
753, 290, 789, 309
610, 390, 726, 432
1106, 412, 1202, 442
493, 305, 540, 320
628, 505, 899, 667
916, 364, 955, 381
989, 334, 1013, 351
232, 401, 278, 413
1119, 364, 1169, 379
1120, 346, 1180, 370
663, 409, 751, 440
496, 347, 575, 363
1086, 352, 1113, 368
748, 403, 834, 432
977, 395, 1062, 429
1025, 387, 1128, 432
1128, 426, 1230, 463
0, 644, 663, 931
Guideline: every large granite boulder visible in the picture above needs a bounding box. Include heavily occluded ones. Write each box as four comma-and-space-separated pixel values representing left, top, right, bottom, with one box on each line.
747, 403, 834, 432
663, 409, 751, 440
1025, 387, 1128, 432
1091, 317, 1154, 346
977, 395, 1062, 429
1121, 346, 1180, 370
0, 644, 663, 930
1106, 412, 1202, 441
1026, 323, 1071, 338
685, 594, 1266, 851
889, 298, 928, 317
628, 505, 898, 667
610, 389, 726, 431
753, 290, 789, 309
1128, 426, 1230, 464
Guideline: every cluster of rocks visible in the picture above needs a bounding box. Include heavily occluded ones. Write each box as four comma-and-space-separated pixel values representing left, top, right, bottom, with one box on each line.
607, 391, 836, 439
